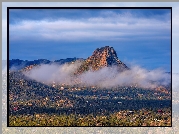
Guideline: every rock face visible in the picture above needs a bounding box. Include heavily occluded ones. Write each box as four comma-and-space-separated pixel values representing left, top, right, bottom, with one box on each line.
75, 46, 129, 75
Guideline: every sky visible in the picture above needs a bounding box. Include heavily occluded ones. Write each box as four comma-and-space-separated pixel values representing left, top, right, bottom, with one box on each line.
8, 8, 171, 72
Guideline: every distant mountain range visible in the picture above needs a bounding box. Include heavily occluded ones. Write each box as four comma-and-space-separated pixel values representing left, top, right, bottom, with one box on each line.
8, 46, 170, 75
9, 46, 128, 73
9, 58, 84, 70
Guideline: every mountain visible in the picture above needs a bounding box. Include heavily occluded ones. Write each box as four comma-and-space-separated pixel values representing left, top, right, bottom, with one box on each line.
9, 58, 84, 70
9, 46, 128, 75
74, 46, 129, 75
9, 59, 50, 70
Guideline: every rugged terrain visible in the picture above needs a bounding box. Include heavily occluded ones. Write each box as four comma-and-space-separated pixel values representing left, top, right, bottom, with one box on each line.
8, 70, 171, 126
8, 46, 171, 126
74, 46, 128, 75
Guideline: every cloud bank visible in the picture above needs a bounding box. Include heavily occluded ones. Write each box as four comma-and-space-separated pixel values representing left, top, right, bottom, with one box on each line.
9, 10, 171, 42
23, 62, 171, 89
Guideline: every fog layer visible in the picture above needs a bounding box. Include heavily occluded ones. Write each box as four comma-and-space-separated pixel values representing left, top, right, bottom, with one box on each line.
23, 62, 171, 89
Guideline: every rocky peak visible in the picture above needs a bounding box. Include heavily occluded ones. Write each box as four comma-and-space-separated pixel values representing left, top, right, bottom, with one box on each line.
74, 46, 129, 75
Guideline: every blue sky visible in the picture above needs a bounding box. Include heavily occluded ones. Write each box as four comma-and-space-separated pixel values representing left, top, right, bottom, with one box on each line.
9, 8, 171, 71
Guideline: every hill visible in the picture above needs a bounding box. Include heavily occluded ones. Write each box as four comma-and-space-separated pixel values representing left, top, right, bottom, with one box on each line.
74, 46, 128, 75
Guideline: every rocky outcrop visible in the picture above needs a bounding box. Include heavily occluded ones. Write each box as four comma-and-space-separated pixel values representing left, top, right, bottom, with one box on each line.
75, 46, 129, 75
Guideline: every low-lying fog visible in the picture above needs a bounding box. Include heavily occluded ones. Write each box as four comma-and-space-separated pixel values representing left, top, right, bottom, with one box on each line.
22, 61, 171, 89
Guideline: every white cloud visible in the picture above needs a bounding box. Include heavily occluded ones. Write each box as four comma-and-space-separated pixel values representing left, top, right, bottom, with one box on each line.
9, 12, 170, 42
23, 62, 171, 89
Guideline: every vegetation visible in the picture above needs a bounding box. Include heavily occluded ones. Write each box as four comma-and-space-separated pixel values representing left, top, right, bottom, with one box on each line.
3, 68, 177, 133
9, 70, 171, 126
9, 108, 171, 126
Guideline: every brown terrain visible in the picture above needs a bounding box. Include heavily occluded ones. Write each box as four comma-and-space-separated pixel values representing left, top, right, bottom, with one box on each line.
74, 46, 129, 75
